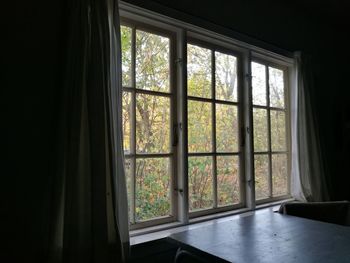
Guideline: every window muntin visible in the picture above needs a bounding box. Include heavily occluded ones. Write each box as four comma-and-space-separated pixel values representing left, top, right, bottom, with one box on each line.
121, 24, 175, 225
187, 42, 242, 213
252, 61, 289, 201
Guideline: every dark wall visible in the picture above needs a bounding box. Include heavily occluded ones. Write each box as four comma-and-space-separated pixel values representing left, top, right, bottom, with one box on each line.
2, 0, 349, 262
2, 0, 64, 262
124, 0, 350, 200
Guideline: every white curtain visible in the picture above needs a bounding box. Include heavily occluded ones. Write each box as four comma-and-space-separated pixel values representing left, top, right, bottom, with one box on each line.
291, 52, 330, 202
48, 0, 129, 262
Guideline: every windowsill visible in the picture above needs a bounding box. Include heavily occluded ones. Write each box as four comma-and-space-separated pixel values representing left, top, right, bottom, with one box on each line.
130, 198, 294, 245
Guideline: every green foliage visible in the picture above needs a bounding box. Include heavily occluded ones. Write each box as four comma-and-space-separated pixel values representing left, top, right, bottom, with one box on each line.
135, 158, 170, 221
189, 156, 213, 210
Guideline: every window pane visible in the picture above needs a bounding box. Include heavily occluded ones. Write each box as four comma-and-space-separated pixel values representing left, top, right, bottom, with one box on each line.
188, 100, 212, 153
269, 67, 284, 108
253, 108, 268, 152
216, 104, 238, 152
136, 30, 169, 92
215, 52, 237, 102
187, 44, 212, 98
135, 158, 171, 221
272, 154, 288, 196
122, 91, 131, 154
189, 156, 213, 211
124, 158, 132, 221
136, 94, 170, 153
271, 110, 286, 151
121, 26, 132, 87
252, 62, 266, 106
217, 156, 240, 206
255, 154, 269, 200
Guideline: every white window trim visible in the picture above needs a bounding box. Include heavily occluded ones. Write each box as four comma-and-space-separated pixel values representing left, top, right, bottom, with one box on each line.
119, 1, 295, 234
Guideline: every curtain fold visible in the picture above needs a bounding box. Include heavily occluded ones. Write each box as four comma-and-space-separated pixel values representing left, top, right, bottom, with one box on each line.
49, 0, 129, 262
291, 52, 330, 202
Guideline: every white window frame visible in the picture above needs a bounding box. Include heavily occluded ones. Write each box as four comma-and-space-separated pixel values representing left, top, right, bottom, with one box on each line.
119, 1, 294, 233
185, 38, 245, 218
121, 20, 177, 229
250, 56, 291, 204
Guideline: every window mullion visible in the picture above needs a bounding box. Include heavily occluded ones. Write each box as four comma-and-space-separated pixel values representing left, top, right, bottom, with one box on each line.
285, 69, 292, 195
243, 50, 255, 209
177, 28, 189, 223
130, 26, 136, 224
212, 50, 218, 209
266, 66, 273, 198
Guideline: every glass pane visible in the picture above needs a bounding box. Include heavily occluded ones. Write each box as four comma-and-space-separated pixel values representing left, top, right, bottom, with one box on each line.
255, 154, 269, 200
136, 94, 170, 153
136, 30, 170, 92
188, 100, 212, 153
253, 108, 268, 152
215, 51, 237, 102
269, 67, 285, 108
252, 62, 266, 106
272, 154, 288, 196
217, 156, 240, 206
189, 156, 213, 211
122, 91, 131, 154
216, 104, 238, 152
187, 44, 212, 98
271, 110, 286, 151
124, 158, 132, 221
135, 158, 171, 221
121, 26, 132, 87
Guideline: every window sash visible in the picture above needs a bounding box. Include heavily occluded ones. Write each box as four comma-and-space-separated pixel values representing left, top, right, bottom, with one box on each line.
186, 41, 244, 214
121, 23, 177, 227
251, 59, 291, 202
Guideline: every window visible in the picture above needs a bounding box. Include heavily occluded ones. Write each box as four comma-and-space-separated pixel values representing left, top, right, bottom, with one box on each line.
120, 5, 293, 230
251, 61, 290, 202
187, 42, 242, 216
121, 24, 176, 226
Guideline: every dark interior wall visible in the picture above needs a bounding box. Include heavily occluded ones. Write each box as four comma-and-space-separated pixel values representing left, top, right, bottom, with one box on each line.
1, 0, 349, 262
2, 0, 64, 262
124, 0, 350, 200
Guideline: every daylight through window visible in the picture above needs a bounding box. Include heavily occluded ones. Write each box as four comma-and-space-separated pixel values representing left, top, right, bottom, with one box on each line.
120, 12, 292, 230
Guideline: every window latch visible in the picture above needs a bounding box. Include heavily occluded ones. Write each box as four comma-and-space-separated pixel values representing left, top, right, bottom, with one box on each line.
247, 179, 253, 188
175, 58, 183, 65
174, 188, 184, 193
240, 127, 246, 147
172, 123, 179, 147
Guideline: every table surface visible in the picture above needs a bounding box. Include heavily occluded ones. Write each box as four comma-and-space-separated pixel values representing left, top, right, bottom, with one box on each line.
168, 211, 350, 263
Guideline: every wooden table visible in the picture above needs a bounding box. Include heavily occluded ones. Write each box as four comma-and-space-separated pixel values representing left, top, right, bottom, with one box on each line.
167, 211, 350, 263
